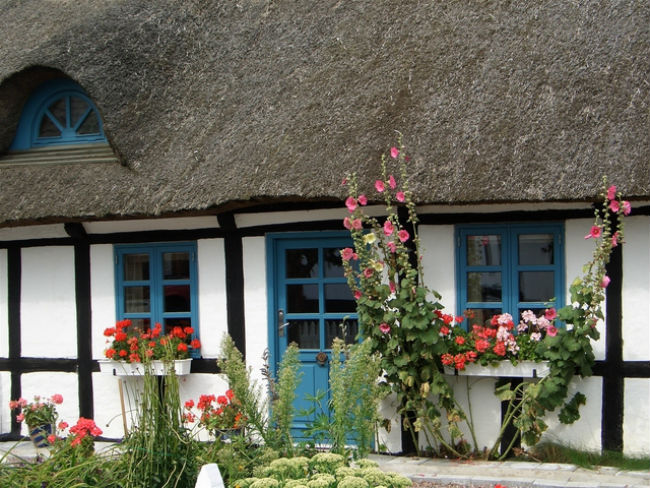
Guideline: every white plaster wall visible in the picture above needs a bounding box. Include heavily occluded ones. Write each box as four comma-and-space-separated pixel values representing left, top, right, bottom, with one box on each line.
419, 225, 456, 313
21, 247, 77, 358
0, 249, 8, 358
242, 237, 269, 384
20, 372, 78, 435
0, 224, 68, 241
197, 239, 228, 358
538, 376, 602, 452
565, 219, 606, 360
91, 245, 117, 358
623, 378, 650, 456
84, 216, 219, 234
621, 216, 650, 361
1, 372, 10, 433
376, 393, 403, 454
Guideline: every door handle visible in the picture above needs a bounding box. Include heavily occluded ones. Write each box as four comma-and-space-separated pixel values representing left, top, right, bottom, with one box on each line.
278, 309, 290, 337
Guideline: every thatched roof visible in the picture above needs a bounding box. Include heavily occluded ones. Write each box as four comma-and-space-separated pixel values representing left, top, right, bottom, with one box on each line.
0, 1, 648, 227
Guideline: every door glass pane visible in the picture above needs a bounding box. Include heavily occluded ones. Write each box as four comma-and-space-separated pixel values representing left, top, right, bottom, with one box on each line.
324, 283, 355, 313
165, 317, 191, 328
124, 254, 149, 281
519, 271, 554, 302
325, 319, 359, 347
163, 252, 190, 279
164, 285, 190, 312
519, 234, 554, 265
467, 272, 501, 302
464, 308, 501, 328
125, 286, 150, 313
467, 235, 501, 266
287, 284, 319, 313
323, 248, 345, 278
287, 319, 320, 349
286, 249, 318, 278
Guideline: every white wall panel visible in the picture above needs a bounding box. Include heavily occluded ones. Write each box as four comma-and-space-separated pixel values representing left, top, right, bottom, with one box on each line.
242, 237, 268, 383
197, 239, 228, 358
565, 219, 606, 360
0, 249, 7, 358
21, 247, 77, 358
420, 225, 456, 314
0, 224, 68, 241
20, 372, 78, 435
621, 216, 650, 361
624, 378, 650, 456
91, 244, 116, 359
0, 372, 10, 433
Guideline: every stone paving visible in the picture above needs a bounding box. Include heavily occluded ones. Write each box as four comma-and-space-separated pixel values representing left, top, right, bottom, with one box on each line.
369, 454, 650, 488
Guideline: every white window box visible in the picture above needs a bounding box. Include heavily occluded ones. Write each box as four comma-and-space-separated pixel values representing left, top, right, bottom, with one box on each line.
443, 360, 550, 378
98, 358, 192, 376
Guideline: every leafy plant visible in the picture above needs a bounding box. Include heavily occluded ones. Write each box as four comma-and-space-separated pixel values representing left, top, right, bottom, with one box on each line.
9, 393, 63, 428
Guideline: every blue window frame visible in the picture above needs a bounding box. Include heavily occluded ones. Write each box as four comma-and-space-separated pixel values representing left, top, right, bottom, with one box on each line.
10, 79, 107, 151
115, 243, 199, 355
456, 223, 564, 327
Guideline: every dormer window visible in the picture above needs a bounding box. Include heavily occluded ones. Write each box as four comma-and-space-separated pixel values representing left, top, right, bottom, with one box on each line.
10, 79, 107, 151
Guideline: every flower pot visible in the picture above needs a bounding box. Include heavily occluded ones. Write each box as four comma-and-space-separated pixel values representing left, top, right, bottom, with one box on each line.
98, 358, 192, 376
443, 360, 550, 378
28, 424, 53, 448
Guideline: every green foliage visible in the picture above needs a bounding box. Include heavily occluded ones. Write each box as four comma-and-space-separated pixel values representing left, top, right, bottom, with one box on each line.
269, 342, 302, 456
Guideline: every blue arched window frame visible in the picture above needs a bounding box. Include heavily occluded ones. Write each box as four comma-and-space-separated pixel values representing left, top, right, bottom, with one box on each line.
10, 79, 107, 151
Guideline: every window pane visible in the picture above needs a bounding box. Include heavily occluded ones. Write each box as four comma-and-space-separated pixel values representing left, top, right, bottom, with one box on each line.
465, 308, 501, 328
164, 285, 190, 312
467, 235, 501, 266
519, 234, 554, 265
287, 284, 319, 313
323, 248, 345, 278
467, 272, 501, 302
77, 111, 100, 134
125, 286, 150, 313
38, 114, 61, 138
124, 254, 149, 281
519, 271, 554, 302
325, 319, 359, 347
286, 249, 318, 278
165, 317, 191, 329
130, 318, 151, 331
287, 319, 320, 349
163, 252, 190, 279
324, 283, 355, 313
70, 97, 88, 127
48, 98, 67, 126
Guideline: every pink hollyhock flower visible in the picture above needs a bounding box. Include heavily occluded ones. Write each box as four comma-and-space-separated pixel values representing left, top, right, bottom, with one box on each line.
389, 281, 396, 294
546, 326, 558, 337
358, 194, 367, 205
341, 248, 356, 261
607, 185, 617, 200
622, 201, 631, 215
379, 322, 391, 334
545, 307, 557, 320
601, 275, 611, 288
354, 290, 362, 299
609, 200, 620, 213
396, 191, 405, 202
390, 147, 399, 159
345, 196, 357, 212
387, 241, 397, 253
612, 231, 619, 247
363, 267, 374, 278
341, 177, 348, 186
388, 175, 396, 189
375, 180, 385, 193
343, 217, 352, 230
398, 229, 410, 243
383, 220, 394, 236
351, 218, 362, 230
584, 225, 602, 239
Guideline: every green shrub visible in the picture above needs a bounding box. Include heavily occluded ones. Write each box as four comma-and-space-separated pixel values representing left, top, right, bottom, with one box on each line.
309, 453, 346, 474
250, 478, 281, 488
338, 476, 370, 488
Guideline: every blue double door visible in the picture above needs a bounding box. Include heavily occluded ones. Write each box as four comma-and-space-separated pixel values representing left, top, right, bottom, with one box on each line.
268, 233, 358, 438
